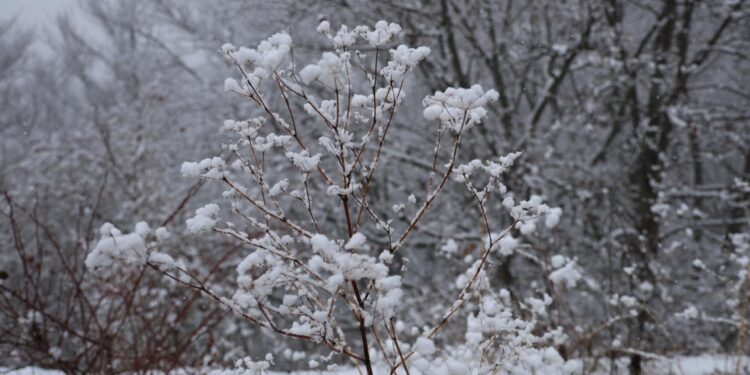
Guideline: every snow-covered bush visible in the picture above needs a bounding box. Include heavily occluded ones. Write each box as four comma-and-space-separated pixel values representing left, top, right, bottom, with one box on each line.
84, 20, 575, 373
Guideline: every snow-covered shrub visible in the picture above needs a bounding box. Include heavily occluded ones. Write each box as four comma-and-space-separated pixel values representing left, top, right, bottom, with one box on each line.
86, 20, 573, 373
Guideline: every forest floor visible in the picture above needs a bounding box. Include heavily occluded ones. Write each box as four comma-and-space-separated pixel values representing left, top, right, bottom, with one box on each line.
3, 355, 749, 374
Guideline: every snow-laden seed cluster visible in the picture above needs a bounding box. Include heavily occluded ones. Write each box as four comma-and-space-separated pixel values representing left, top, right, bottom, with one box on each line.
381, 45, 431, 80
85, 222, 176, 275
230, 32, 292, 70
85, 223, 148, 271
286, 151, 321, 173
507, 195, 563, 234
316, 19, 400, 49
186, 204, 220, 233
423, 85, 499, 132
299, 52, 349, 86
181, 157, 227, 179
549, 256, 582, 288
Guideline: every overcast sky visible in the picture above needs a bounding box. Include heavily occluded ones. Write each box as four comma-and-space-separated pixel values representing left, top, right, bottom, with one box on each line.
1, 0, 75, 27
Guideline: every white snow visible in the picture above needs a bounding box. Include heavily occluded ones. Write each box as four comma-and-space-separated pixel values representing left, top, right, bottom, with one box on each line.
549, 259, 582, 288
224, 77, 243, 93
148, 252, 176, 269
181, 161, 201, 177
155, 226, 171, 241
5, 358, 750, 375
497, 235, 519, 256
365, 20, 401, 47
186, 204, 220, 233
344, 232, 367, 250
414, 337, 436, 356
286, 151, 321, 172
85, 229, 147, 271
545, 207, 562, 228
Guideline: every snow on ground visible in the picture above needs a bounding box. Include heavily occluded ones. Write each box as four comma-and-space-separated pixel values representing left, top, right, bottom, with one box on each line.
1, 368, 65, 375
581, 355, 750, 375
647, 355, 749, 375
4, 356, 749, 374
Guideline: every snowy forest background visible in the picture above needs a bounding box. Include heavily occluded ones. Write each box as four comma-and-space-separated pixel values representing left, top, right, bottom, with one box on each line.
1, 0, 750, 374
